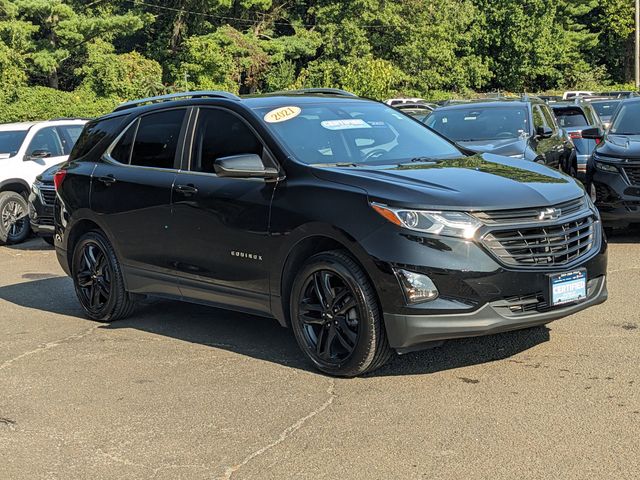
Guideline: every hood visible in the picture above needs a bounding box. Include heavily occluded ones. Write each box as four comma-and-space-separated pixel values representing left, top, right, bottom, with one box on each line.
456, 138, 527, 157
36, 162, 65, 183
312, 154, 583, 211
595, 134, 640, 159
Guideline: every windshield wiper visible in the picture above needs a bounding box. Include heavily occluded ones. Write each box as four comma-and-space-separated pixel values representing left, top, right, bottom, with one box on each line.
310, 162, 361, 168
405, 156, 438, 163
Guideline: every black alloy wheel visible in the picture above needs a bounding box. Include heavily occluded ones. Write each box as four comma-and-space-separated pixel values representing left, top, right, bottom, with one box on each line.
72, 231, 135, 321
290, 250, 394, 377
298, 270, 360, 363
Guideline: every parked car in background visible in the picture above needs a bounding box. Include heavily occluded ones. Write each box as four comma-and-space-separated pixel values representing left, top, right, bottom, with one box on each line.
597, 91, 638, 99
0, 119, 86, 245
392, 102, 434, 122
385, 97, 425, 106
563, 91, 594, 100
551, 99, 603, 181
425, 97, 575, 172
29, 162, 63, 245
590, 99, 622, 129
583, 97, 640, 228
53, 90, 607, 377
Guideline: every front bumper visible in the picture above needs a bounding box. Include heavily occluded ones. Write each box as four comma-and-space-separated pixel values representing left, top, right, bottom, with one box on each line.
28, 191, 55, 237
385, 275, 607, 353
592, 165, 640, 225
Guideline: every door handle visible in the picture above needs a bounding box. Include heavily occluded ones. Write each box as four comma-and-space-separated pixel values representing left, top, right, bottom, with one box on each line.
174, 184, 198, 196
97, 175, 116, 186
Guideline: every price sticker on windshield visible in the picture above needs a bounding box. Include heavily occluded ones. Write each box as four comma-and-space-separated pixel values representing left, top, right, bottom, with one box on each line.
321, 119, 371, 130
263, 106, 301, 123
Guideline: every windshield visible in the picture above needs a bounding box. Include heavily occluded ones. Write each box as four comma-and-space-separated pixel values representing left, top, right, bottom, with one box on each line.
425, 107, 528, 142
592, 100, 621, 118
255, 102, 460, 165
0, 130, 28, 157
610, 101, 640, 135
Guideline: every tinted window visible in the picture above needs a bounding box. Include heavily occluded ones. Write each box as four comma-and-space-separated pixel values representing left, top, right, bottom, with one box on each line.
57, 125, 85, 155
70, 116, 128, 161
192, 109, 262, 174
426, 106, 528, 142
552, 108, 589, 128
28, 127, 64, 156
110, 119, 138, 164
0, 131, 27, 157
610, 101, 640, 135
130, 109, 186, 169
592, 100, 620, 118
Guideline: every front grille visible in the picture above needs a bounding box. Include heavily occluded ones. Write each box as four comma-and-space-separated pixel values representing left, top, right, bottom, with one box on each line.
483, 215, 596, 267
474, 197, 586, 225
623, 165, 640, 185
38, 217, 54, 226
494, 292, 550, 314
39, 184, 56, 205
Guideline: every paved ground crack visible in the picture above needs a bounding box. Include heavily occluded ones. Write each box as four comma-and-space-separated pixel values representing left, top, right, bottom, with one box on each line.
0, 324, 100, 371
219, 379, 336, 480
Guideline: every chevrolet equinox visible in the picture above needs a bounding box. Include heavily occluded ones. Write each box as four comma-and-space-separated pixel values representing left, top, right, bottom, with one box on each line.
53, 89, 608, 376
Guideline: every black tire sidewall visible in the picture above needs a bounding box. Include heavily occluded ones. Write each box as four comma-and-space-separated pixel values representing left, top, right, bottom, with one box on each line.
71, 231, 121, 321
290, 252, 380, 376
0, 191, 31, 245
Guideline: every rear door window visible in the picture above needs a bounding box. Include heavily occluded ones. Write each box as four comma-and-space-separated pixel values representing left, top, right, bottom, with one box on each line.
56, 125, 85, 155
129, 109, 186, 169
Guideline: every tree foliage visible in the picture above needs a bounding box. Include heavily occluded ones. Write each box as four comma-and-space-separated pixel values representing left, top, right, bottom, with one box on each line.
0, 0, 638, 121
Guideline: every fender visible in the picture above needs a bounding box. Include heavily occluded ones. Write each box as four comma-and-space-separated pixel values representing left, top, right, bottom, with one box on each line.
0, 178, 31, 194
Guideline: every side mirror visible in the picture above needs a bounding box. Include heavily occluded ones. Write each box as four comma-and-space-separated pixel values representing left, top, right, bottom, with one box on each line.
25, 149, 51, 161
214, 153, 280, 180
536, 126, 553, 139
581, 127, 604, 140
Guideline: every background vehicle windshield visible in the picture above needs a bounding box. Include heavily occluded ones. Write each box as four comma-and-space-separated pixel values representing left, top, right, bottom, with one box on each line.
255, 102, 460, 165
0, 131, 28, 157
592, 100, 620, 118
610, 102, 640, 135
425, 107, 528, 141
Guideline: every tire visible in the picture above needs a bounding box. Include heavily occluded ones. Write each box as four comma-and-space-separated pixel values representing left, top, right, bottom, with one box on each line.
71, 230, 135, 322
43, 236, 55, 246
290, 250, 394, 377
0, 191, 31, 245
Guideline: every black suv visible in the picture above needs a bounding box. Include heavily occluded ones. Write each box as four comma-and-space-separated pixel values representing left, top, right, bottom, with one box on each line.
54, 90, 608, 376
425, 97, 575, 172
583, 98, 640, 227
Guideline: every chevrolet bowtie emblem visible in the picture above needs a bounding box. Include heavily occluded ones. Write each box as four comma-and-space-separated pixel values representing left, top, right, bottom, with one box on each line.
538, 207, 560, 221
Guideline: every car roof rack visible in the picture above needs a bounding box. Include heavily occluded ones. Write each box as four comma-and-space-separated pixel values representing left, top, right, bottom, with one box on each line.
113, 91, 241, 112
272, 88, 358, 97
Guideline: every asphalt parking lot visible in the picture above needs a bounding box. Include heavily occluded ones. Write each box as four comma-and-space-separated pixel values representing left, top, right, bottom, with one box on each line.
1, 234, 639, 480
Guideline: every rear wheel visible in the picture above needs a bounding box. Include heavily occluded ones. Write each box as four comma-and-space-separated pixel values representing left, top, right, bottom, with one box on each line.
71, 231, 135, 321
290, 250, 393, 377
0, 191, 30, 245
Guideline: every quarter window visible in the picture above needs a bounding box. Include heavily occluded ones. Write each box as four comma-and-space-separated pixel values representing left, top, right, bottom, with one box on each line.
110, 120, 138, 164
191, 109, 263, 174
129, 109, 186, 169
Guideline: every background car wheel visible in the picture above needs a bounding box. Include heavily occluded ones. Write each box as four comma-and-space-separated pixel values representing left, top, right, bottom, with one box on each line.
290, 250, 394, 377
72, 231, 135, 322
0, 191, 31, 245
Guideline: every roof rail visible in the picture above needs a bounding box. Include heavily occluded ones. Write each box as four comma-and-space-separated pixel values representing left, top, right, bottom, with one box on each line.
273, 88, 358, 97
113, 91, 241, 112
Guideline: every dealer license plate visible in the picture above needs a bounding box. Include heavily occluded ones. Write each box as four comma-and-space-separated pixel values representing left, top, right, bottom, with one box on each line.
550, 270, 587, 306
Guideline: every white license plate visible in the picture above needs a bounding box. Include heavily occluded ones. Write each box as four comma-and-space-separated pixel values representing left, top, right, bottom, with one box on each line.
550, 270, 587, 306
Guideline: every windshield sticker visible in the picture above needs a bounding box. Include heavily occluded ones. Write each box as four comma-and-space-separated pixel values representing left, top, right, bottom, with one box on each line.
264, 106, 301, 123
321, 119, 372, 130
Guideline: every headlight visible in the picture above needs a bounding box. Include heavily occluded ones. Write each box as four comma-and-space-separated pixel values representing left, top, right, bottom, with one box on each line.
32, 181, 41, 196
371, 203, 482, 239
595, 161, 618, 173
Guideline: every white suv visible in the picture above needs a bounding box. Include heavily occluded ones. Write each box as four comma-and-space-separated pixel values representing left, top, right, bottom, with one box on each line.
0, 119, 87, 245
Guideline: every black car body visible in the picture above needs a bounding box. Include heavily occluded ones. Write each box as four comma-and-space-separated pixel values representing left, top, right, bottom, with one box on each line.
29, 162, 63, 243
53, 90, 608, 376
584, 98, 640, 227
551, 100, 603, 182
425, 98, 576, 173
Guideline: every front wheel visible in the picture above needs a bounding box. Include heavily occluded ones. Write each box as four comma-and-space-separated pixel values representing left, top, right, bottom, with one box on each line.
71, 231, 135, 322
0, 191, 31, 245
290, 250, 393, 377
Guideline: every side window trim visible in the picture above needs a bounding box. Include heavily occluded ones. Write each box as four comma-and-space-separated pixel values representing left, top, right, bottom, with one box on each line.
103, 107, 189, 172
185, 106, 280, 177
